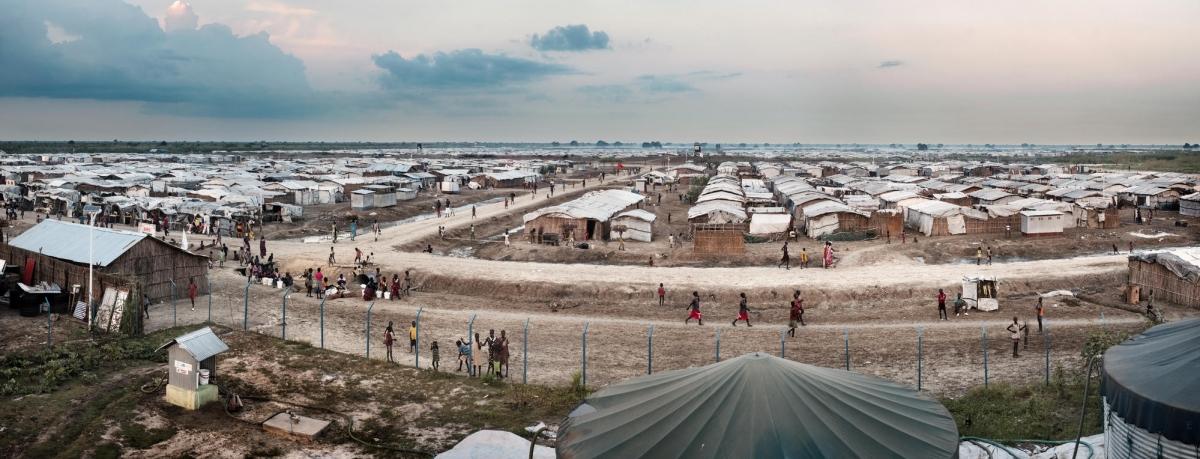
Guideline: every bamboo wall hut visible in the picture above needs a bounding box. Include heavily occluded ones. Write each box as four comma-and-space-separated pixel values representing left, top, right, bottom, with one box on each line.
6, 220, 208, 303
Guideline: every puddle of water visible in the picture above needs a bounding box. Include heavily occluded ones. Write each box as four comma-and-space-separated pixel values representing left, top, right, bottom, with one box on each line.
447, 246, 477, 258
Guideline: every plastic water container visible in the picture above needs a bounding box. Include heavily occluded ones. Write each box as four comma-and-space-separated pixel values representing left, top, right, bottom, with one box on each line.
199, 369, 210, 385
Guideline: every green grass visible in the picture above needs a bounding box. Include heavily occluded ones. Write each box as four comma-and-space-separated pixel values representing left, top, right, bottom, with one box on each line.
1044, 151, 1200, 173
0, 325, 200, 395
942, 369, 1102, 442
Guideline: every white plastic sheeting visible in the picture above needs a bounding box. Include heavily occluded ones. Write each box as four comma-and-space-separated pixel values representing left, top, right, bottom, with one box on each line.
524, 190, 645, 223
749, 213, 792, 235
435, 430, 554, 459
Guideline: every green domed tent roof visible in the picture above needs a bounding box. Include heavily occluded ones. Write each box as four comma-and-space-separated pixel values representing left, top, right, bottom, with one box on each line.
1102, 318, 1200, 444
557, 353, 959, 459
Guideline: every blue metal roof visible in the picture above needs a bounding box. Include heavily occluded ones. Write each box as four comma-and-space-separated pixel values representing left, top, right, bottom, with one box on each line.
9, 219, 147, 267
156, 327, 229, 361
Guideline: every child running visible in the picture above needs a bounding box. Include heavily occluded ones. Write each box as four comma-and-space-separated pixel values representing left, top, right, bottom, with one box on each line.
731, 292, 753, 327
685, 291, 703, 325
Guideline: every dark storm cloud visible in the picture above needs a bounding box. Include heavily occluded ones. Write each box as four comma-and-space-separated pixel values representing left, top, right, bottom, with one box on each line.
529, 24, 610, 52
372, 49, 571, 91
0, 0, 327, 118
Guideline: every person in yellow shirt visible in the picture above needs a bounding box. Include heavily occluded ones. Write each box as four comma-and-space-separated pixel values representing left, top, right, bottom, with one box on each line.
409, 321, 418, 353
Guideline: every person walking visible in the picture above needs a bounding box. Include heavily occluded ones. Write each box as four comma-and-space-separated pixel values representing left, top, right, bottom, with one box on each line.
1035, 297, 1045, 333
799, 247, 809, 269
788, 290, 805, 336
259, 236, 267, 258
350, 219, 357, 241
187, 278, 198, 312
331, 223, 338, 243
384, 321, 396, 363
937, 288, 948, 320
685, 291, 703, 325
430, 341, 441, 371
471, 205, 476, 219
822, 241, 834, 269
1007, 317, 1025, 357
731, 292, 753, 327
778, 242, 790, 270
986, 246, 993, 265
657, 283, 666, 307
976, 247, 983, 265
954, 292, 967, 317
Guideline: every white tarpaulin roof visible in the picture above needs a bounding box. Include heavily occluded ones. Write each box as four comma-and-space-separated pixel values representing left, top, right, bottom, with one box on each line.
906, 200, 963, 218
523, 190, 644, 223
687, 200, 748, 223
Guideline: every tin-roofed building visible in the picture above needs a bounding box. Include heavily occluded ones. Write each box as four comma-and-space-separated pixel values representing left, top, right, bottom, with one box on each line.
5, 219, 208, 303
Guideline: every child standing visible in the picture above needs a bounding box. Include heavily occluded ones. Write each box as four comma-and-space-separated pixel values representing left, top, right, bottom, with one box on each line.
409, 321, 418, 353
384, 321, 396, 363
430, 341, 441, 371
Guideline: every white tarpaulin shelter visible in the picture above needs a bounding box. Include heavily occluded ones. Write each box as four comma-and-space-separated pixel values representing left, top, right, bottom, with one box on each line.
1181, 192, 1200, 217
749, 213, 792, 235
610, 209, 656, 242
435, 430, 554, 459
905, 200, 963, 236
524, 190, 645, 224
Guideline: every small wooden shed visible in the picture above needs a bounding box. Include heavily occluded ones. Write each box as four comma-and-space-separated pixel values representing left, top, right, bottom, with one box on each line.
156, 327, 228, 410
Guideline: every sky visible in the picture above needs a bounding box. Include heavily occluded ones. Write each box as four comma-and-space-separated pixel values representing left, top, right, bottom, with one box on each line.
0, 0, 1197, 144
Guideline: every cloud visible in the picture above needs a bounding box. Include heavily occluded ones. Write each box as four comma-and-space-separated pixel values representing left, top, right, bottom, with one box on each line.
635, 75, 696, 93
0, 0, 327, 118
878, 60, 904, 69
245, 0, 317, 17
372, 49, 571, 92
577, 84, 634, 103
530, 24, 609, 52
163, 1, 198, 33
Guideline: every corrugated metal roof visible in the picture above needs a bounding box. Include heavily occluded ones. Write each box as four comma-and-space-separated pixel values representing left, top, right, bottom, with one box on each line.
156, 327, 229, 361
9, 220, 146, 267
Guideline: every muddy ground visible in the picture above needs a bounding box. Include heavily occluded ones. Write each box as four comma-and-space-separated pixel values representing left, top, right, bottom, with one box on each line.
110, 266, 1167, 397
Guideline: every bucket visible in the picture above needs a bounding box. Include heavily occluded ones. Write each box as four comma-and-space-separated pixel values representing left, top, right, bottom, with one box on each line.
384, 291, 391, 300
199, 369, 210, 385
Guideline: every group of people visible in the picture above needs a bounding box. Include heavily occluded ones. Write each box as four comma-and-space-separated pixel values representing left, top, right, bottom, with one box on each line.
778, 241, 836, 269
376, 323, 525, 378
454, 329, 511, 378
668, 287, 807, 335
299, 266, 413, 301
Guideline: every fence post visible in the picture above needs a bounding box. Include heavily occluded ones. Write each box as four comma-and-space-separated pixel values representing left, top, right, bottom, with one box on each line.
415, 307, 423, 369
917, 327, 924, 391
982, 324, 989, 388
780, 328, 786, 358
243, 278, 250, 331
844, 327, 850, 371
170, 280, 177, 328
281, 289, 290, 340
647, 325, 654, 375
467, 314, 476, 377
1044, 319, 1051, 385
366, 301, 375, 359
319, 296, 326, 349
523, 318, 529, 384
45, 298, 52, 349
715, 327, 722, 362
207, 276, 212, 323
581, 322, 590, 388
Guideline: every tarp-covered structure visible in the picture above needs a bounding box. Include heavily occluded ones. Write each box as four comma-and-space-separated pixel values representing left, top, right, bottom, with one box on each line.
1101, 319, 1200, 456
524, 190, 645, 241
556, 353, 959, 459
1129, 248, 1200, 284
